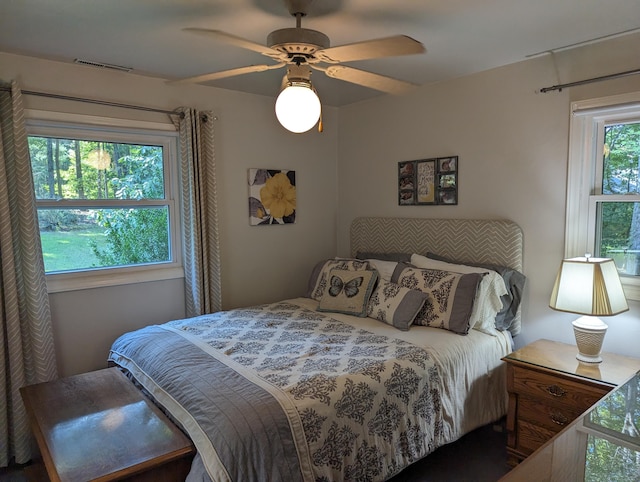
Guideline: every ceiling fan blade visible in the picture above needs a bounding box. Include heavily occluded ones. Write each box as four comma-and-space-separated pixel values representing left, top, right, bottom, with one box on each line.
169, 63, 286, 85
317, 35, 425, 63
322, 65, 419, 94
183, 28, 282, 58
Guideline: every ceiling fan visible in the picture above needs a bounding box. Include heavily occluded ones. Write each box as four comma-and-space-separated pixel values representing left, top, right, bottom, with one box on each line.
173, 0, 426, 132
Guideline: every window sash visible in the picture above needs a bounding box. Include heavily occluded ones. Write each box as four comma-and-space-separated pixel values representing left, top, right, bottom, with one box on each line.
26, 115, 182, 292
587, 195, 640, 252
566, 92, 640, 301
588, 198, 640, 296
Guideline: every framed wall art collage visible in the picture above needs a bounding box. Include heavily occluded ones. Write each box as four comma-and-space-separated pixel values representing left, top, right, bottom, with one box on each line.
398, 156, 458, 205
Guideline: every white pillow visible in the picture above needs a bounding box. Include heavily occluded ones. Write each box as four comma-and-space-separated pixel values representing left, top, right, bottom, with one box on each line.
410, 253, 507, 335
365, 259, 398, 281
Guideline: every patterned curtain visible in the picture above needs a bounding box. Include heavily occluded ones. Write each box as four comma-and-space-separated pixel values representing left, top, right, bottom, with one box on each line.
0, 81, 58, 467
175, 108, 222, 317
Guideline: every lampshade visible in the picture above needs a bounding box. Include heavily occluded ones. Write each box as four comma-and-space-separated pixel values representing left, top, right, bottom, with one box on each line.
549, 256, 628, 363
550, 257, 628, 315
275, 81, 321, 134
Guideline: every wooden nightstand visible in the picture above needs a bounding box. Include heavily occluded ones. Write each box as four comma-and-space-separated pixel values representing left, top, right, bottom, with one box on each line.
502, 339, 640, 467
20, 367, 195, 481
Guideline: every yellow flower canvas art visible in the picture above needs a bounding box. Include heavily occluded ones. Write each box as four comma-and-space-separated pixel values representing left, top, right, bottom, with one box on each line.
248, 169, 296, 225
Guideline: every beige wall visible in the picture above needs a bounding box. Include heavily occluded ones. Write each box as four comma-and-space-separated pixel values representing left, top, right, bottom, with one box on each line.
1, 52, 339, 376
337, 33, 640, 358
2, 31, 640, 375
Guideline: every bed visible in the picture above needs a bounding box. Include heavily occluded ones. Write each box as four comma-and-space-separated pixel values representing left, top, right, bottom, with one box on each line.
108, 217, 524, 482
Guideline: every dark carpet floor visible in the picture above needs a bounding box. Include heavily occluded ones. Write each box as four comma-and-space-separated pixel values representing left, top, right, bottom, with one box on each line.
0, 418, 511, 482
389, 418, 510, 481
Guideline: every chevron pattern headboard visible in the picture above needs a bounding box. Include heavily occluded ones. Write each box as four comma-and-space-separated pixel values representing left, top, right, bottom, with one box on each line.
351, 217, 523, 271
350, 217, 524, 334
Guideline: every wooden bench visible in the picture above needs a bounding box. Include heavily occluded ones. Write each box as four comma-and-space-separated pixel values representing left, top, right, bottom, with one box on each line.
20, 367, 195, 481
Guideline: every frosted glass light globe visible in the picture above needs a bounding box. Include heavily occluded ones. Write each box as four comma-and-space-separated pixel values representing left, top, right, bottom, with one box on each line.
275, 84, 321, 133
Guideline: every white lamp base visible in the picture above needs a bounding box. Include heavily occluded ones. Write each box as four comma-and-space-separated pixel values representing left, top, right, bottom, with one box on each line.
572, 315, 608, 364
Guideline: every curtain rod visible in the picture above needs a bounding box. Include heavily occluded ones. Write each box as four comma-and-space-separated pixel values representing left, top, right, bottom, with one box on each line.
540, 67, 640, 93
0, 86, 183, 118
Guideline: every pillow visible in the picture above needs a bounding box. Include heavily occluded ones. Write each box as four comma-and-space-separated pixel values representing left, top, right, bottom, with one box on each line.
363, 259, 399, 281
426, 252, 526, 332
392, 265, 482, 334
410, 253, 507, 335
367, 280, 428, 331
306, 258, 372, 301
356, 251, 411, 263
318, 269, 378, 317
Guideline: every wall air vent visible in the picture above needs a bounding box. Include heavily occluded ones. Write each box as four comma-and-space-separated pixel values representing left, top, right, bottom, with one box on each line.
74, 58, 133, 72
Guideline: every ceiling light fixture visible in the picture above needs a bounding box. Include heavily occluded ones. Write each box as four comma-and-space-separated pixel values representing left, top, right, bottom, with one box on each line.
275, 81, 320, 133
274, 65, 321, 134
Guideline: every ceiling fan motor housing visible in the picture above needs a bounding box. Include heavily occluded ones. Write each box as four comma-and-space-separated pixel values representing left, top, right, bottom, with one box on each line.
285, 64, 313, 83
267, 28, 330, 61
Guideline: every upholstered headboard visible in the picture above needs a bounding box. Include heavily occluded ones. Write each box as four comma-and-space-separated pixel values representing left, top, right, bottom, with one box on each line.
350, 217, 524, 334
351, 217, 523, 271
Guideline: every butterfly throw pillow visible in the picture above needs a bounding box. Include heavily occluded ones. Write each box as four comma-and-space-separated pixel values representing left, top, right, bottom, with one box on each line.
306, 258, 372, 301
318, 268, 378, 317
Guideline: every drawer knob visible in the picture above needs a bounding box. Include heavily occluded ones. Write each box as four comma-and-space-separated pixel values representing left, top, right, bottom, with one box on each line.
550, 411, 569, 426
546, 384, 566, 397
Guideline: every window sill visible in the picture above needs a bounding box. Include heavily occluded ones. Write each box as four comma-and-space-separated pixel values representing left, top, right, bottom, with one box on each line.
46, 265, 184, 293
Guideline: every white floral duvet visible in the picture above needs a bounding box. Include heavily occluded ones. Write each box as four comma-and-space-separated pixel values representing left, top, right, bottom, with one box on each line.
109, 297, 511, 482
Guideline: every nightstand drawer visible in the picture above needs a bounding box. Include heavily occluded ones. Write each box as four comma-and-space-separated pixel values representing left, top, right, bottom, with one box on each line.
511, 365, 608, 408
518, 395, 581, 432
516, 419, 555, 455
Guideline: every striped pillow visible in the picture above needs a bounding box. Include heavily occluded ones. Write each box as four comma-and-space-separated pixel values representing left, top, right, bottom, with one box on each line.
392, 265, 482, 334
367, 280, 428, 330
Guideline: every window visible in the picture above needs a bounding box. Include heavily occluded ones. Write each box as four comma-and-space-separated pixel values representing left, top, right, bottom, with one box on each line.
566, 93, 640, 300
26, 116, 182, 292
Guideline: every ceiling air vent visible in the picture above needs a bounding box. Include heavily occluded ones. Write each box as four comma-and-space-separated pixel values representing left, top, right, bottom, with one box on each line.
74, 58, 132, 72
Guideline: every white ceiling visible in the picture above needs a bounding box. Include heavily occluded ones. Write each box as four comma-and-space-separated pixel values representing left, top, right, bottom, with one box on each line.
1, 0, 639, 106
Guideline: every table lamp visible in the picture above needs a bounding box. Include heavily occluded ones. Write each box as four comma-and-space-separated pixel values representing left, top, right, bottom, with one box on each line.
549, 256, 628, 363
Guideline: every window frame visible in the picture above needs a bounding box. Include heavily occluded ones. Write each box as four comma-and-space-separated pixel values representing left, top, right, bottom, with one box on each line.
566, 92, 640, 301
26, 111, 183, 293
